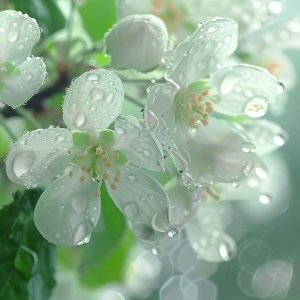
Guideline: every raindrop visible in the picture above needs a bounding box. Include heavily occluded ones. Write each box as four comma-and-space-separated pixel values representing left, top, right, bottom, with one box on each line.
74, 112, 86, 127
115, 126, 125, 134
140, 196, 147, 202
106, 92, 114, 103
242, 142, 256, 153
13, 153, 35, 178
143, 149, 151, 158
168, 228, 179, 238
90, 88, 104, 101
56, 135, 65, 142
128, 175, 136, 182
277, 81, 285, 94
73, 221, 93, 245
179, 72, 185, 82
71, 195, 87, 213
273, 134, 286, 146
132, 222, 153, 239
149, 194, 156, 201
244, 89, 254, 98
152, 246, 161, 255
124, 203, 138, 218
208, 25, 217, 32
77, 234, 91, 245
8, 28, 19, 42
232, 182, 239, 188
259, 194, 272, 204
55, 233, 61, 239
90, 105, 96, 111
245, 98, 268, 118
152, 208, 169, 232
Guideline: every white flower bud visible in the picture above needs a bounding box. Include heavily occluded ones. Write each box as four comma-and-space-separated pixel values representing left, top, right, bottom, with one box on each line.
105, 14, 168, 72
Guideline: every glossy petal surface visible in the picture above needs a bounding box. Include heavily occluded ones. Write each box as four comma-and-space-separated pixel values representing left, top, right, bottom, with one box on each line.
169, 18, 238, 88
177, 118, 256, 183
63, 69, 124, 137
0, 10, 40, 64
210, 64, 278, 117
6, 128, 73, 187
1, 57, 46, 108
113, 116, 162, 172
106, 164, 171, 240
34, 169, 101, 246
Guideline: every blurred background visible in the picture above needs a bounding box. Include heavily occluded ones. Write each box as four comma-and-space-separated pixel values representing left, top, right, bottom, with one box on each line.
1, 0, 300, 299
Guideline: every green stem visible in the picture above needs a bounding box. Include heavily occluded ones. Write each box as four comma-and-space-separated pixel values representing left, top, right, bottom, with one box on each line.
15, 107, 41, 129
0, 114, 18, 140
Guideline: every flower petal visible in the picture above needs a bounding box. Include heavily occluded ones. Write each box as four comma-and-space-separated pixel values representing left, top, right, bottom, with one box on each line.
168, 17, 238, 88
113, 116, 163, 172
232, 119, 288, 155
34, 169, 101, 246
1, 57, 46, 108
185, 202, 237, 263
176, 118, 256, 183
63, 69, 124, 137
0, 10, 40, 64
105, 164, 171, 240
210, 64, 278, 117
6, 128, 73, 187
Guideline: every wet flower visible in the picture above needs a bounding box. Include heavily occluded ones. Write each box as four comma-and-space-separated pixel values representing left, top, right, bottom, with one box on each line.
5, 68, 171, 246
105, 14, 168, 72
0, 10, 46, 108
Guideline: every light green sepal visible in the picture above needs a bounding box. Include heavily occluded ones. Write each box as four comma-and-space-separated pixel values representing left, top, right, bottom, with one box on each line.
72, 131, 93, 146
98, 129, 114, 144
186, 79, 210, 93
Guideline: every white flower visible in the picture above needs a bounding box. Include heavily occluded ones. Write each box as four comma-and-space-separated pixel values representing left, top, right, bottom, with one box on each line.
105, 14, 168, 72
6, 68, 171, 246
117, 0, 277, 42
0, 10, 46, 108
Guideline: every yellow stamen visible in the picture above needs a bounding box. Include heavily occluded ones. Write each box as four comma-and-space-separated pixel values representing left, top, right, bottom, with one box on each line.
114, 175, 120, 183
80, 165, 87, 172
80, 175, 86, 182
105, 162, 113, 168
68, 170, 74, 177
110, 182, 117, 190
103, 173, 109, 180
185, 102, 192, 113
101, 155, 109, 164
114, 153, 120, 160
94, 190, 101, 197
96, 147, 103, 155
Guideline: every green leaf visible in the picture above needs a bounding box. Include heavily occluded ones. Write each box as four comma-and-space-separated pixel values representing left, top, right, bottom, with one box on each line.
11, 0, 65, 37
0, 189, 57, 300
78, 0, 116, 42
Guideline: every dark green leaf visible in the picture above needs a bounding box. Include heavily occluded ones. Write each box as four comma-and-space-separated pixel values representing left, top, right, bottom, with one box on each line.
78, 0, 116, 42
0, 189, 57, 300
11, 0, 65, 37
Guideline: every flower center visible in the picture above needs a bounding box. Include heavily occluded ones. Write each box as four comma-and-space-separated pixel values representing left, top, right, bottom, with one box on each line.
176, 81, 217, 129
68, 130, 127, 190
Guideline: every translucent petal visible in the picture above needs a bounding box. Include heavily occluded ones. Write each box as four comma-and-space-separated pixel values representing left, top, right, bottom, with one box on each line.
34, 169, 101, 246
166, 182, 202, 228
113, 116, 163, 172
176, 118, 256, 183
63, 69, 124, 136
169, 18, 238, 88
0, 10, 40, 64
232, 119, 288, 155
185, 202, 237, 263
106, 164, 171, 240
210, 64, 278, 117
1, 57, 46, 108
6, 128, 73, 187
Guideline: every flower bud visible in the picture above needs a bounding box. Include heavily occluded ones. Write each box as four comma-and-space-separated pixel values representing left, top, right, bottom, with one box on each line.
105, 14, 168, 72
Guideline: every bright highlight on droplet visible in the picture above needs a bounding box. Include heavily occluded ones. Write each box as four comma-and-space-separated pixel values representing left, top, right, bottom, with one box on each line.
259, 194, 271, 204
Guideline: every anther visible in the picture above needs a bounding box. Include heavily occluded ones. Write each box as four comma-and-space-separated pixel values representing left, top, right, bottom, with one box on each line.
110, 182, 117, 190
68, 170, 74, 177
114, 153, 120, 160
105, 162, 113, 168
80, 165, 87, 172
80, 175, 86, 182
76, 153, 83, 159
185, 102, 192, 112
101, 155, 109, 164
192, 97, 198, 106
201, 118, 209, 126
116, 170, 121, 176
82, 152, 88, 159
103, 173, 109, 180
189, 116, 196, 127
114, 175, 120, 183
202, 90, 208, 96
67, 149, 71, 154
96, 147, 103, 155
94, 190, 101, 197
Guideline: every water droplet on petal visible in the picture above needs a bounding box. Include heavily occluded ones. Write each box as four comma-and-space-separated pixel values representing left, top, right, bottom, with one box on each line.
245, 98, 268, 118
55, 233, 61, 239
259, 194, 272, 204
128, 175, 136, 182
124, 203, 138, 218
73, 221, 93, 245
143, 149, 151, 158
71, 195, 87, 213
242, 142, 256, 153
168, 227, 179, 238
74, 112, 86, 127
273, 134, 286, 146
132, 222, 153, 239
277, 81, 285, 94
8, 28, 19, 42
152, 246, 161, 255
77, 234, 91, 245
106, 92, 114, 104
115, 126, 125, 134
152, 208, 169, 232
13, 153, 35, 178
90, 88, 104, 101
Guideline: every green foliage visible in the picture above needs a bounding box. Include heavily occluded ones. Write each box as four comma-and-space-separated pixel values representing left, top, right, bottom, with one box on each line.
0, 189, 57, 300
11, 0, 65, 37
59, 183, 134, 287
78, 0, 116, 42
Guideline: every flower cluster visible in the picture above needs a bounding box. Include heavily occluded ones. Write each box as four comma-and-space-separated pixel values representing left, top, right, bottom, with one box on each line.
4, 6, 288, 267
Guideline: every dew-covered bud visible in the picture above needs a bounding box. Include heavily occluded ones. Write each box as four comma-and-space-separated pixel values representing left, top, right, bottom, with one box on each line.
105, 14, 168, 72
